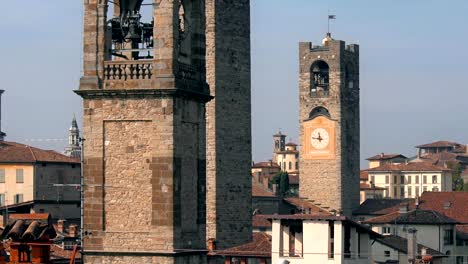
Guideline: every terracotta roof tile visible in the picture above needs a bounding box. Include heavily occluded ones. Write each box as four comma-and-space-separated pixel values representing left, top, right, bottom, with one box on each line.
367, 162, 451, 172
364, 209, 458, 225
283, 198, 332, 216
360, 170, 369, 181
416, 141, 461, 148
285, 142, 297, 146
252, 215, 271, 228
354, 199, 412, 215
0, 141, 79, 164
252, 161, 280, 168
214, 232, 271, 258
418, 192, 468, 223
252, 184, 275, 197
0, 213, 56, 241
367, 153, 407, 161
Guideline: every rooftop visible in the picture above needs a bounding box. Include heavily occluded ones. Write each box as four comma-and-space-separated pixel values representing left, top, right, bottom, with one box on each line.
252, 161, 280, 168
364, 209, 458, 225
0, 213, 56, 241
376, 235, 444, 257
367, 162, 451, 172
252, 184, 276, 198
416, 140, 461, 149
367, 153, 407, 161
0, 141, 80, 164
283, 197, 332, 216
360, 170, 369, 181
354, 199, 412, 216
355, 192, 468, 224
252, 215, 272, 228
417, 192, 468, 223
212, 232, 271, 258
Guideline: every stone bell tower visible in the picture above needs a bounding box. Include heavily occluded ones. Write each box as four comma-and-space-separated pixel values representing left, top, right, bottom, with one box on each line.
77, 0, 210, 263
299, 34, 360, 217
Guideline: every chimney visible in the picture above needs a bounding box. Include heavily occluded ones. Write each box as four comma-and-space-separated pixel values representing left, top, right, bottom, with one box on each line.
421, 247, 427, 256
69, 224, 77, 238
207, 238, 216, 251
415, 195, 420, 208
380, 152, 384, 158
57, 219, 66, 233
407, 228, 418, 263
399, 203, 409, 214
0, 90, 5, 141
269, 159, 273, 166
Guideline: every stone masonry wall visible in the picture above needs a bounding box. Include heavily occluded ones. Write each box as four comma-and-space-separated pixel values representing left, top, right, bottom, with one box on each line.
205, 0, 252, 249
81, 97, 207, 256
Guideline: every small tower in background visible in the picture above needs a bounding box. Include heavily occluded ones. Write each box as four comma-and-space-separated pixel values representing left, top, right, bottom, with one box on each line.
273, 131, 286, 165
64, 115, 81, 158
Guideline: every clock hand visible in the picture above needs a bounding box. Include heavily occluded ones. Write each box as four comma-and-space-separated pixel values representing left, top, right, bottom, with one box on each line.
317, 133, 323, 142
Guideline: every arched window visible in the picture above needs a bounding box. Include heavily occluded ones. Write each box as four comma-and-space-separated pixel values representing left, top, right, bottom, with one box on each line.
310, 60, 330, 97
309, 106, 331, 120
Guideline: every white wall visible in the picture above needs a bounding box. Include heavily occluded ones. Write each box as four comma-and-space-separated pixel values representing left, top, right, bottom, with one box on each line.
271, 220, 371, 264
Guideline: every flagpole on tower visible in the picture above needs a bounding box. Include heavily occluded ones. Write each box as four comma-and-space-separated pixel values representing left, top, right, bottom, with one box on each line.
328, 12, 336, 35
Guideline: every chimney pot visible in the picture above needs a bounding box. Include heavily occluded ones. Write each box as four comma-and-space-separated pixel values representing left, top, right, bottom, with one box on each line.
399, 203, 409, 214
69, 224, 77, 238
207, 238, 216, 251
57, 219, 66, 233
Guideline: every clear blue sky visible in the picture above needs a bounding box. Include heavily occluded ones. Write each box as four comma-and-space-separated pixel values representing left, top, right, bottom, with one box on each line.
2, 1, 468, 167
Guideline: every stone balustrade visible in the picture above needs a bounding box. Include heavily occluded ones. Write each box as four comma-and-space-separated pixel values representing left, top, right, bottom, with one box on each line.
104, 60, 153, 81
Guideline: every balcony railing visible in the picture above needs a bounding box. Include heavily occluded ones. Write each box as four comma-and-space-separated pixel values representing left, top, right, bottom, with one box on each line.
104, 60, 153, 81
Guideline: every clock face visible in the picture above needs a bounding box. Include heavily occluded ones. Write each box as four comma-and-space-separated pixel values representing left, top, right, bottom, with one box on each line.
303, 116, 336, 160
310, 128, 330, 149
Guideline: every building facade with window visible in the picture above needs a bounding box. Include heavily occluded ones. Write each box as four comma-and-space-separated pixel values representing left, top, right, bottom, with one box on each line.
270, 214, 377, 264
364, 208, 458, 263
274, 141, 299, 174
0, 141, 80, 225
365, 162, 452, 198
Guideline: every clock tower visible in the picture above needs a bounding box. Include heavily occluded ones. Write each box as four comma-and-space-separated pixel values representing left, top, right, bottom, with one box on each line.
299, 34, 360, 217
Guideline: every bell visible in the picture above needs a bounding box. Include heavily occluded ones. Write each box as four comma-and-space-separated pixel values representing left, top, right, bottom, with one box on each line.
120, 0, 144, 17
125, 22, 141, 41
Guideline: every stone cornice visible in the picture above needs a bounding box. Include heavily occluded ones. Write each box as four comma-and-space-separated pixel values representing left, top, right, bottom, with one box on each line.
74, 89, 213, 103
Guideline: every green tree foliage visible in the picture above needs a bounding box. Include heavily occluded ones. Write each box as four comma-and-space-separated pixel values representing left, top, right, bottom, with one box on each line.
446, 162, 464, 191
279, 171, 290, 196
270, 171, 290, 196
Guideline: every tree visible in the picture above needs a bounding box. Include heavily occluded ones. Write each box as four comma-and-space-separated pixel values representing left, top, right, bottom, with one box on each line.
446, 161, 464, 191
270, 171, 290, 196
279, 171, 290, 196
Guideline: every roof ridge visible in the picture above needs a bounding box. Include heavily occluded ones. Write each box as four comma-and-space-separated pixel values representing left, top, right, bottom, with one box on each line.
27, 146, 38, 162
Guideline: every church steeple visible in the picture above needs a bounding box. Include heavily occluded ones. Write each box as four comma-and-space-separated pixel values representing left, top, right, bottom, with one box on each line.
64, 115, 81, 158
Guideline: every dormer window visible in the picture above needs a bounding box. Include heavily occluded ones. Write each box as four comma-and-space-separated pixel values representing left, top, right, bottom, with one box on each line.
310, 60, 330, 97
